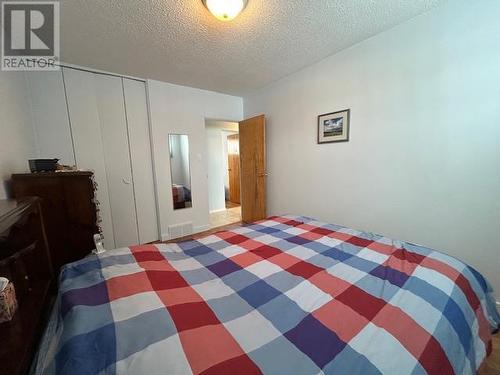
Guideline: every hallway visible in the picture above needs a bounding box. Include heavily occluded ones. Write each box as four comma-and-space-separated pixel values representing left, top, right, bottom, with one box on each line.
209, 203, 241, 228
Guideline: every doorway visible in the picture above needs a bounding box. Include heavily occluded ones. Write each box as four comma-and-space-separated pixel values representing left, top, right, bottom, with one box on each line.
205, 120, 242, 228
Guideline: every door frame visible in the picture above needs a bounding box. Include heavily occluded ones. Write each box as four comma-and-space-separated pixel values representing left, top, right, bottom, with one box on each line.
227, 133, 241, 205
204, 118, 242, 223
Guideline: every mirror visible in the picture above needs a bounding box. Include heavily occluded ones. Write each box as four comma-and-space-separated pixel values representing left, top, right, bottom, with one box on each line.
168, 134, 192, 209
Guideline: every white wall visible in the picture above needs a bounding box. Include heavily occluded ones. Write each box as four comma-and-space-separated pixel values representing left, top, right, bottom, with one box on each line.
206, 127, 225, 212
26, 71, 75, 166
0, 71, 36, 198
147, 80, 243, 239
244, 0, 500, 298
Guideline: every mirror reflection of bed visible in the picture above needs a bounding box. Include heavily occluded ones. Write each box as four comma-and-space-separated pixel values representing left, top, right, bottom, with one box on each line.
168, 134, 192, 210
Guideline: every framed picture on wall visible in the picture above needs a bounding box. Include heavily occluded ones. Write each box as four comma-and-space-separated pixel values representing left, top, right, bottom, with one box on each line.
317, 109, 350, 144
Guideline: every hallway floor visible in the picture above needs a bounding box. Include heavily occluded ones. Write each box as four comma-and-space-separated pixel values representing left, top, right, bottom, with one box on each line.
209, 203, 241, 228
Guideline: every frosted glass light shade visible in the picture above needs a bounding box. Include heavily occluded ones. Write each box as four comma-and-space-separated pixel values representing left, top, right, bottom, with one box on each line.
203, 0, 247, 21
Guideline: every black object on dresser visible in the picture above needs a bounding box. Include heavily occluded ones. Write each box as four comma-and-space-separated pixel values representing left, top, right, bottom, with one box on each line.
0, 197, 54, 375
11, 172, 100, 272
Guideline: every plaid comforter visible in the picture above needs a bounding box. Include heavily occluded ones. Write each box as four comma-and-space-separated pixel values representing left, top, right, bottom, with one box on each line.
172, 184, 191, 204
35, 215, 499, 375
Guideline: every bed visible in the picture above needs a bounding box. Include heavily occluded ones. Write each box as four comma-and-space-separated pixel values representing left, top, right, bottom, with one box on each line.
172, 184, 192, 209
33, 215, 499, 374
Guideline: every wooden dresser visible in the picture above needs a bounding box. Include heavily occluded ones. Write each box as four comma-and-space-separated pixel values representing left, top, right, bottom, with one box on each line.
0, 197, 54, 375
11, 172, 99, 272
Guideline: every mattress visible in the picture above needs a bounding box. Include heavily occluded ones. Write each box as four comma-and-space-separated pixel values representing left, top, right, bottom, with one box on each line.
172, 184, 191, 204
34, 215, 499, 374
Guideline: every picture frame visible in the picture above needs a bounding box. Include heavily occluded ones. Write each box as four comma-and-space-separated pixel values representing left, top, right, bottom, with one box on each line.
317, 109, 350, 144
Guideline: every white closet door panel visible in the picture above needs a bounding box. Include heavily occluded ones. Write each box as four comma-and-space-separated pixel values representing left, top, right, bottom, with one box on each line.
123, 78, 159, 243
93, 74, 139, 248
26, 71, 75, 165
62, 67, 115, 249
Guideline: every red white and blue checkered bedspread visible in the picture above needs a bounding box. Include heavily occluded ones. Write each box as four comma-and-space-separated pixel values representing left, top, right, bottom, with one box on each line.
35, 215, 499, 375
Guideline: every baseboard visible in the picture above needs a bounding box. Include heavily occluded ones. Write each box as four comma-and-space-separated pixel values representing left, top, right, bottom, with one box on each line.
194, 224, 210, 233
161, 224, 210, 242
209, 208, 226, 214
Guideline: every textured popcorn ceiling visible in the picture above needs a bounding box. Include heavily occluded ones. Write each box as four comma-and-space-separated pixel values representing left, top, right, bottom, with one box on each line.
60, 0, 445, 95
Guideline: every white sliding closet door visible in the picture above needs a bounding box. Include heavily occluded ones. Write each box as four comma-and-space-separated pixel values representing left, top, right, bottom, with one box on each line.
62, 67, 115, 248
123, 79, 159, 243
93, 74, 139, 248
26, 71, 75, 165
39, 68, 158, 249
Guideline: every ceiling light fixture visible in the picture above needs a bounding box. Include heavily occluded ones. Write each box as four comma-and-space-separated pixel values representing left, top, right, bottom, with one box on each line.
202, 0, 248, 22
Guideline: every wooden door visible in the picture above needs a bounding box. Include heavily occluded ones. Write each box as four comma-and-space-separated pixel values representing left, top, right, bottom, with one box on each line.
227, 134, 240, 204
239, 115, 266, 222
